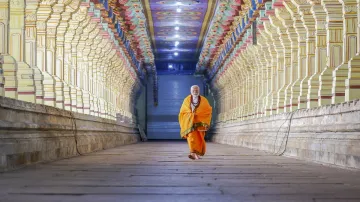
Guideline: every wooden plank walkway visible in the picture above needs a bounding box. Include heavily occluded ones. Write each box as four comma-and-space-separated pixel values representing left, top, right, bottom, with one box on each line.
1, 142, 360, 202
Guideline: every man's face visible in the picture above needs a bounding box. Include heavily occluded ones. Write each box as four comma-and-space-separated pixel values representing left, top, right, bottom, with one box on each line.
191, 87, 199, 97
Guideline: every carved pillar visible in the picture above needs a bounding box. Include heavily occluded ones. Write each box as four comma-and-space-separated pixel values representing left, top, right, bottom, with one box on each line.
272, 8, 292, 114
80, 21, 97, 115
0, 0, 8, 96
9, 0, 36, 102
46, 0, 66, 108
307, 0, 327, 108
2, 0, 18, 99
292, 0, 317, 109
319, 0, 343, 105
277, 7, 299, 112
332, 0, 358, 103
345, 0, 360, 101
87, 27, 101, 115
284, 0, 307, 111
25, 0, 44, 104
75, 15, 91, 113
37, 0, 57, 106
258, 21, 273, 116
256, 35, 268, 117
263, 21, 278, 115
54, 0, 79, 110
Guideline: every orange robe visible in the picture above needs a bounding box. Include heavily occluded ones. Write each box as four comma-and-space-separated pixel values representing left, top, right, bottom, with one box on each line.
178, 95, 212, 156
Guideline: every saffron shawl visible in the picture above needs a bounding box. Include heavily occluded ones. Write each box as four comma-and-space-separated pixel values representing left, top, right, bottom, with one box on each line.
178, 95, 212, 138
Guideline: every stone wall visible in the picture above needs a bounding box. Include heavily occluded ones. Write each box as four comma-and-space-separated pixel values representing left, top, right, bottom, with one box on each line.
0, 96, 140, 172
210, 99, 360, 170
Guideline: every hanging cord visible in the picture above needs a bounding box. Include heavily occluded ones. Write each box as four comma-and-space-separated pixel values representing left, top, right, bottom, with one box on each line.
273, 109, 298, 156
69, 111, 82, 155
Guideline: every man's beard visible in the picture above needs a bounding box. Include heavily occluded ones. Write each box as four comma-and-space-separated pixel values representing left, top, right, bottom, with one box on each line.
192, 93, 199, 97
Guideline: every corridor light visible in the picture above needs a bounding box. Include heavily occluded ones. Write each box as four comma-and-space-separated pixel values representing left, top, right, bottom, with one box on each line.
176, 2, 182, 5
175, 26, 179, 30
175, 34, 179, 38
175, 20, 179, 24
175, 41, 179, 46
174, 52, 178, 56
176, 8, 182, 12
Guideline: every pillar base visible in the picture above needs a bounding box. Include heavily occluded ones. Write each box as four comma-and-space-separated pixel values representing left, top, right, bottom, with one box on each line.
17, 62, 36, 103
2, 55, 17, 99
332, 64, 348, 104
319, 68, 333, 106
307, 73, 321, 108
345, 55, 360, 101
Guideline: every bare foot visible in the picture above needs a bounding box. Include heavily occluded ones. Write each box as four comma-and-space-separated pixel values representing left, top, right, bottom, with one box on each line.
194, 154, 200, 160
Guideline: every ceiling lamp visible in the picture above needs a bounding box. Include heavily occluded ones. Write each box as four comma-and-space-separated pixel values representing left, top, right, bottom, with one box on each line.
176, 8, 182, 12
174, 52, 178, 56
175, 34, 179, 38
175, 41, 179, 46
175, 26, 179, 30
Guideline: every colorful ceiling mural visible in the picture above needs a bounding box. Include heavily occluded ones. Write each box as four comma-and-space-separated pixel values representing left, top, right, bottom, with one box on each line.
196, 0, 242, 72
115, 0, 155, 65
142, 0, 216, 62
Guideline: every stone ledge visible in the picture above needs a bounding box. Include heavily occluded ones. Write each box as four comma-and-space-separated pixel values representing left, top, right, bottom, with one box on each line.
210, 99, 360, 170
0, 96, 140, 172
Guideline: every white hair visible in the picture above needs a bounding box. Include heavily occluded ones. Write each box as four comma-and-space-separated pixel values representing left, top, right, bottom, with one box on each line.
190, 85, 200, 91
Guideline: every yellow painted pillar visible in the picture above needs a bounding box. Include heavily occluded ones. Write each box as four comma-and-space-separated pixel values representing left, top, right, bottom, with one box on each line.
272, 9, 292, 114
259, 27, 273, 116
46, 0, 66, 108
37, 0, 57, 106
73, 15, 91, 114
277, 7, 298, 112
9, 0, 36, 102
87, 28, 101, 115
284, 0, 307, 111
55, 0, 81, 110
25, 0, 45, 104
319, 0, 343, 105
332, 0, 358, 103
307, 0, 327, 108
292, 0, 317, 109
1, 0, 18, 99
0, 0, 8, 96
263, 21, 278, 115
345, 0, 360, 101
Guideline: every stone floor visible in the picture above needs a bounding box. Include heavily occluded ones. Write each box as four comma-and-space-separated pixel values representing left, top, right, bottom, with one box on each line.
1, 142, 360, 202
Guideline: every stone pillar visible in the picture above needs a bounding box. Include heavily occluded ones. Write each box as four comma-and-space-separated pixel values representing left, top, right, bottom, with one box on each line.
37, 0, 57, 106
73, 14, 90, 114
272, 8, 292, 114
9, 0, 36, 102
292, 0, 317, 109
25, 0, 44, 104
284, 0, 307, 111
0, 0, 8, 96
277, 7, 299, 112
307, 0, 327, 108
46, 0, 66, 108
1, 0, 17, 99
345, 0, 360, 101
332, 0, 358, 103
319, 0, 343, 105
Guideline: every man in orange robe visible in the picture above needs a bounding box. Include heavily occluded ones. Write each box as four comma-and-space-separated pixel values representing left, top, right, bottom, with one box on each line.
178, 85, 212, 160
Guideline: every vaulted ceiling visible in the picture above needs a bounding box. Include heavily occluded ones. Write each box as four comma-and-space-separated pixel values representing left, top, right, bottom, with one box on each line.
117, 0, 245, 74
142, 0, 217, 62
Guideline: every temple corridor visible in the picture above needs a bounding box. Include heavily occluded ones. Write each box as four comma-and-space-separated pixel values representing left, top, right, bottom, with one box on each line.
1, 142, 360, 202
1, 0, 360, 200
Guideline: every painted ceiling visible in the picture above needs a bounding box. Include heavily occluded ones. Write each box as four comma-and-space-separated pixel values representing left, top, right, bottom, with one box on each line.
142, 0, 216, 62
